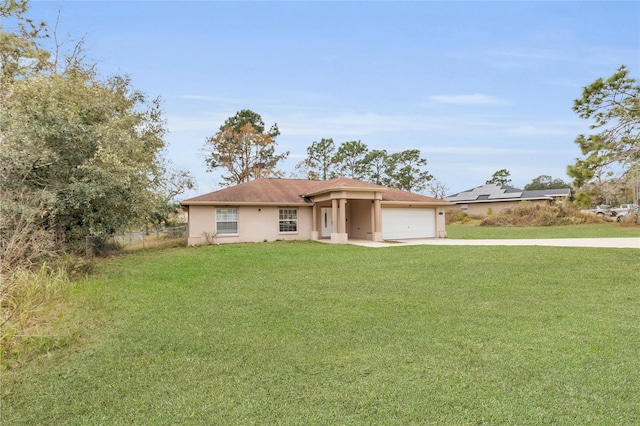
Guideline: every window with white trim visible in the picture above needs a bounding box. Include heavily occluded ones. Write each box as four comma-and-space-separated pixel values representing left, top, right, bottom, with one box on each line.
216, 208, 238, 234
279, 208, 298, 233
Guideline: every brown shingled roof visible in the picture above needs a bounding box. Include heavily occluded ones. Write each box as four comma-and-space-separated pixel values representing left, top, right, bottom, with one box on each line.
382, 187, 444, 203
181, 178, 450, 205
182, 178, 314, 205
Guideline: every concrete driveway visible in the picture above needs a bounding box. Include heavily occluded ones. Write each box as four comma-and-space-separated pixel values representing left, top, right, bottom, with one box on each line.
346, 237, 640, 249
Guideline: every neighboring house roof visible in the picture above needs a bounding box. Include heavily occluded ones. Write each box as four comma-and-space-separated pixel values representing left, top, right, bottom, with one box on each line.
445, 183, 571, 204
521, 188, 572, 198
182, 178, 448, 206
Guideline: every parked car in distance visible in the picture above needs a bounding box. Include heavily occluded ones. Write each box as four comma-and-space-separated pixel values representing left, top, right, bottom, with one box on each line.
610, 204, 639, 222
586, 205, 611, 216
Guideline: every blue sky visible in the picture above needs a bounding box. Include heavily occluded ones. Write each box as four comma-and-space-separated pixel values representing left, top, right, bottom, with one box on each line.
27, 1, 640, 198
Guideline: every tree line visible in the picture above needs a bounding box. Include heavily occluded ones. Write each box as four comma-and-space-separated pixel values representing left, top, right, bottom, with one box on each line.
294, 139, 434, 193
203, 109, 438, 194
484, 169, 570, 191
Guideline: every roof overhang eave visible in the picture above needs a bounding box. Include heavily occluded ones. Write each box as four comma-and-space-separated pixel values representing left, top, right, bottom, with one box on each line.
381, 201, 454, 207
181, 201, 312, 207
304, 186, 388, 197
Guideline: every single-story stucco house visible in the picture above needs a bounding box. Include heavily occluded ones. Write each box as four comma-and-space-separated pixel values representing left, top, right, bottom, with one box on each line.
181, 177, 453, 245
444, 183, 572, 217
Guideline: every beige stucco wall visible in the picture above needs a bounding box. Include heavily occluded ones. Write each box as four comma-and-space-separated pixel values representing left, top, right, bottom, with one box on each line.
187, 200, 449, 245
187, 205, 313, 246
436, 207, 447, 238
348, 200, 375, 240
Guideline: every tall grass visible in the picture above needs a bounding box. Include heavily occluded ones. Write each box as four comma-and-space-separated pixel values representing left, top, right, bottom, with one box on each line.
1, 263, 73, 367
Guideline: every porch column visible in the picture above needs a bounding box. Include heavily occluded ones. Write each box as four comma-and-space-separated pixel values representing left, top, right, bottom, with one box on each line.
373, 198, 383, 241
339, 198, 347, 233
331, 199, 338, 234
370, 202, 375, 240
311, 203, 319, 240
331, 198, 348, 244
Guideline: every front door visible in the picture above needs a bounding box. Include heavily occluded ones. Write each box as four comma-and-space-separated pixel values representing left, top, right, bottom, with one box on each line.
321, 208, 333, 237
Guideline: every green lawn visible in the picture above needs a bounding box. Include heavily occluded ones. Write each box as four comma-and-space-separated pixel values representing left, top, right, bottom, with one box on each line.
447, 222, 640, 239
3, 242, 639, 424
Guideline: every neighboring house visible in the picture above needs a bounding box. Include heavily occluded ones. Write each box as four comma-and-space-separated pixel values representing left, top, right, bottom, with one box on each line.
444, 183, 571, 217
181, 177, 453, 245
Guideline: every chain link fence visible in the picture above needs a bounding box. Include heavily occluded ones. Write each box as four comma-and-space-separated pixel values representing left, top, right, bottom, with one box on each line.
85, 226, 187, 257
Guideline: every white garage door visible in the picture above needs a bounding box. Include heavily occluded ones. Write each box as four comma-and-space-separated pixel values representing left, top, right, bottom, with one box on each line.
382, 208, 436, 240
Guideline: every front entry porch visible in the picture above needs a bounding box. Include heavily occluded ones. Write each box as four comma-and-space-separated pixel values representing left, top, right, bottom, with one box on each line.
311, 197, 383, 244
303, 177, 447, 245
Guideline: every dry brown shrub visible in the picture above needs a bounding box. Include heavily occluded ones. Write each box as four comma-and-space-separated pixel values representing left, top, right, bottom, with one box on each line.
480, 202, 606, 226
1, 190, 57, 269
446, 210, 484, 225
617, 213, 639, 227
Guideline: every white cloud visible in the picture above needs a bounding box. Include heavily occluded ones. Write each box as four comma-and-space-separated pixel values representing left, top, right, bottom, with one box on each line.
419, 146, 575, 156
278, 112, 444, 137
429, 94, 508, 106
504, 120, 586, 136
488, 48, 561, 62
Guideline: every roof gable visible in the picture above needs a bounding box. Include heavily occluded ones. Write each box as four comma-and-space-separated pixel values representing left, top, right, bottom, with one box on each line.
304, 177, 387, 196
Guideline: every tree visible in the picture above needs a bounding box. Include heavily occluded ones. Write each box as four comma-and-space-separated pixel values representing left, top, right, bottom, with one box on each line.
486, 169, 512, 186
362, 149, 389, 185
567, 65, 640, 206
204, 109, 288, 186
1, 69, 171, 242
524, 175, 570, 190
0, 0, 49, 88
158, 164, 196, 203
385, 149, 433, 192
0, 2, 189, 252
427, 180, 450, 199
294, 138, 335, 180
296, 139, 436, 192
332, 140, 369, 180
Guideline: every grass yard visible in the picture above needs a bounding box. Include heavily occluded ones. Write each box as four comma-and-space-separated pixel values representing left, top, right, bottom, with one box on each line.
446, 222, 640, 239
2, 242, 639, 424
